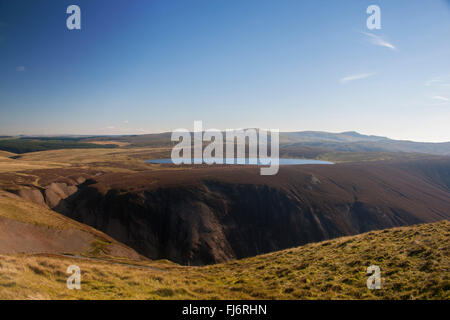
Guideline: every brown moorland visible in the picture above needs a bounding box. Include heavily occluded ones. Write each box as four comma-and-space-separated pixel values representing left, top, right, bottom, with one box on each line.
0, 147, 448, 265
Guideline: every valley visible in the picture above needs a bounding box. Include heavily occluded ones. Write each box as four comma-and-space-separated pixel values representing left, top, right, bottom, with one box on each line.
0, 140, 448, 299
0, 145, 448, 265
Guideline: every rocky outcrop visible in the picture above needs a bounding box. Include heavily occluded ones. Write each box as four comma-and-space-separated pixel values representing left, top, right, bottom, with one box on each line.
17, 189, 47, 207
44, 182, 78, 208
15, 182, 80, 209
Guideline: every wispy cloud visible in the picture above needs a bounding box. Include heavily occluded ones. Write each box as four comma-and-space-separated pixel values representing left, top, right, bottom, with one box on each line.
425, 78, 443, 86
431, 95, 449, 102
339, 73, 375, 84
362, 32, 396, 50
16, 66, 26, 72
425, 76, 450, 87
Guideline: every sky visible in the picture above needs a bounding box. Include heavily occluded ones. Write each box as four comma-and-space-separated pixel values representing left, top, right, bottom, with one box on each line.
0, 0, 450, 142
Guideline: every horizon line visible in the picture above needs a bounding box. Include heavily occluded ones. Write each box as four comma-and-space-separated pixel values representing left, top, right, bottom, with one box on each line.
1, 130, 449, 144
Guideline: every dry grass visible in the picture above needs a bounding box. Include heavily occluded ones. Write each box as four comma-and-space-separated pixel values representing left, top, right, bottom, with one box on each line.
0, 151, 16, 158
0, 191, 142, 261
0, 147, 175, 190
0, 191, 71, 228
0, 221, 448, 300
0, 147, 173, 175
0, 158, 63, 173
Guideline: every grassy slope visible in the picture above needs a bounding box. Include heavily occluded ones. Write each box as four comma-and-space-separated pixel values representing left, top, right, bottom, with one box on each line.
0, 191, 142, 261
0, 151, 16, 158
0, 147, 173, 174
0, 221, 448, 300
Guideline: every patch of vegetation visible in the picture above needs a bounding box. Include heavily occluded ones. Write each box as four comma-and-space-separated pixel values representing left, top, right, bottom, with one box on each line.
89, 238, 112, 256
0, 137, 118, 154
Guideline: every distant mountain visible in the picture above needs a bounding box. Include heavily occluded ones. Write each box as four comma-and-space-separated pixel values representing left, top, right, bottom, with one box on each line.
280, 132, 450, 156
111, 130, 450, 156
2, 131, 450, 156
280, 131, 389, 144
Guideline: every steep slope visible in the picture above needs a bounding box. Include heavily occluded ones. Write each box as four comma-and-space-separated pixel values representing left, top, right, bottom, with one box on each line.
47, 158, 450, 265
0, 190, 143, 260
0, 221, 448, 299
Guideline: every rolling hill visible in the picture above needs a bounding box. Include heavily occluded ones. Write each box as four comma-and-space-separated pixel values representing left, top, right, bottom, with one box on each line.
0, 221, 448, 299
2, 131, 449, 156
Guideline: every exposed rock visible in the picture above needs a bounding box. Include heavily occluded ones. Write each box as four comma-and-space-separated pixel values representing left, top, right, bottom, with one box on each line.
44, 182, 78, 208
17, 189, 46, 207
53, 159, 450, 265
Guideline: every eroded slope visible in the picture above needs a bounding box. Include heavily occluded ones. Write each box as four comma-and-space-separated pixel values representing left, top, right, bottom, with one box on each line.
18, 159, 450, 265
0, 190, 143, 261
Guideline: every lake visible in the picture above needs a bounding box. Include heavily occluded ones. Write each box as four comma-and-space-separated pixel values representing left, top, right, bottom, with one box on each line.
146, 158, 334, 165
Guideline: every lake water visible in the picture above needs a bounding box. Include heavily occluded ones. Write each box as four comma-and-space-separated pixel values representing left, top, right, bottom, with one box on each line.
146, 158, 334, 165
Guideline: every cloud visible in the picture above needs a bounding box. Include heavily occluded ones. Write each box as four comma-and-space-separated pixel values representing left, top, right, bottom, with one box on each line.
362, 32, 396, 50
431, 95, 449, 102
425, 78, 443, 86
425, 76, 450, 87
339, 73, 374, 84
16, 66, 26, 72
123, 120, 129, 124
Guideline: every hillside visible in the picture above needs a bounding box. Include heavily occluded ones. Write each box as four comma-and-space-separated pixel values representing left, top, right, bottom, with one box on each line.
0, 190, 142, 261
2, 154, 449, 265
105, 131, 450, 156
0, 137, 118, 154
0, 221, 448, 299
2, 131, 449, 157
0, 151, 16, 158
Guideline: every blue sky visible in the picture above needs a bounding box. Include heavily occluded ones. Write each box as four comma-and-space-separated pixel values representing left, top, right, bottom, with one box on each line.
0, 0, 449, 142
